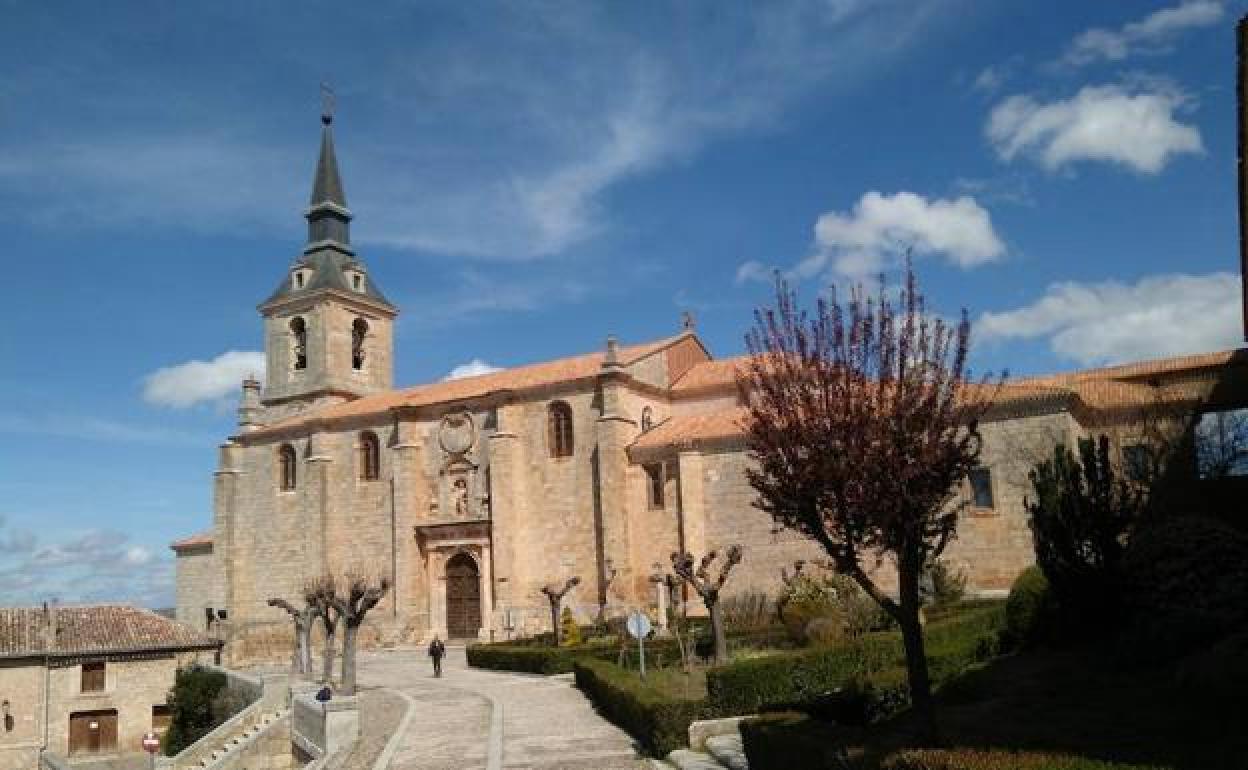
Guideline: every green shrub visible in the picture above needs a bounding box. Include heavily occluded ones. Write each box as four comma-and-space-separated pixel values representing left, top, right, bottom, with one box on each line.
778, 570, 883, 645
162, 665, 230, 756
559, 607, 582, 647
708, 604, 1004, 716
1002, 566, 1056, 650
881, 749, 1164, 770
739, 712, 849, 770
1026, 437, 1142, 633
572, 659, 710, 756
1121, 514, 1248, 657
924, 560, 968, 609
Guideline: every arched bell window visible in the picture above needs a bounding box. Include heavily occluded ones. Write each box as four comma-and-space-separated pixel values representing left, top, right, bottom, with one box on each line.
358, 431, 380, 481
289, 318, 307, 371
547, 401, 574, 458
352, 318, 368, 370
278, 444, 297, 490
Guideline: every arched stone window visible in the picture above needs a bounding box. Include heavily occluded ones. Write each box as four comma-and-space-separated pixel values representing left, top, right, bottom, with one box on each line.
278, 444, 297, 490
352, 318, 369, 370
640, 406, 654, 432
358, 431, 380, 481
547, 401, 574, 458
289, 317, 307, 371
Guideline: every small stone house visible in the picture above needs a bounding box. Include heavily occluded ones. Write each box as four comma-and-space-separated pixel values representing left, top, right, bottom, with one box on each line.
0, 604, 219, 769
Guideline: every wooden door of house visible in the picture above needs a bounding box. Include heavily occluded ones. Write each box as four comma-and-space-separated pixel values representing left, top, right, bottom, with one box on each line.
445, 552, 482, 639
69, 710, 117, 755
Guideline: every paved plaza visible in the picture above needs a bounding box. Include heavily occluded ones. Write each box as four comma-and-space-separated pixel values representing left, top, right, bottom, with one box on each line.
355, 645, 649, 770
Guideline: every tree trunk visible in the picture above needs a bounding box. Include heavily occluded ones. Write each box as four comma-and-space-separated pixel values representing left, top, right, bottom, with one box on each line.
340, 625, 358, 695
297, 624, 311, 677
549, 600, 560, 647
897, 557, 936, 740
708, 599, 728, 664
322, 626, 336, 685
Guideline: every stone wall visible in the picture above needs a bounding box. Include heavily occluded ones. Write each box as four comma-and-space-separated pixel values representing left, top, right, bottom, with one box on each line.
174, 545, 221, 630
0, 661, 44, 770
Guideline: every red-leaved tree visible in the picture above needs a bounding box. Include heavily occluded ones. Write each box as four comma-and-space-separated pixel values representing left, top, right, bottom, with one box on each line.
738, 266, 997, 731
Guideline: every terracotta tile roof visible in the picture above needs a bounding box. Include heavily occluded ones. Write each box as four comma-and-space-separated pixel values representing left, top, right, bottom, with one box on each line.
671, 356, 749, 394
631, 408, 749, 452
1015, 348, 1245, 386
252, 334, 687, 437
170, 531, 213, 551
0, 605, 218, 659
632, 383, 1082, 452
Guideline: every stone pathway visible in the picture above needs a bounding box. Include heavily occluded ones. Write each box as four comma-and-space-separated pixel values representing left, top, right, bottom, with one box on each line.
356, 646, 648, 770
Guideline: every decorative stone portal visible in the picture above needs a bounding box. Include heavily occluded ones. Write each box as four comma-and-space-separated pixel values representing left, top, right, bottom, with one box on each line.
446, 552, 482, 638
415, 520, 493, 641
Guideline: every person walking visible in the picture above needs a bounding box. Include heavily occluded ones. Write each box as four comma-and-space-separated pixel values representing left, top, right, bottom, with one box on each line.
428, 635, 446, 677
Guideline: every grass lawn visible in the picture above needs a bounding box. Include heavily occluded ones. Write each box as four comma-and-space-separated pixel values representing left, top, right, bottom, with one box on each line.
745, 645, 1248, 770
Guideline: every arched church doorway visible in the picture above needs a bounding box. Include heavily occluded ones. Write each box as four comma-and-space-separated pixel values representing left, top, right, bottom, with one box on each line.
445, 552, 482, 639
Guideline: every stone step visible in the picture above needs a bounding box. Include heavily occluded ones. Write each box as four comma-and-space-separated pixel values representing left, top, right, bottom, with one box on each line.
666, 748, 728, 770
705, 734, 748, 770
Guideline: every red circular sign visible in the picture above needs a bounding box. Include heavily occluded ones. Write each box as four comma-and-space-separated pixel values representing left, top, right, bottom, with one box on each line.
142, 732, 160, 753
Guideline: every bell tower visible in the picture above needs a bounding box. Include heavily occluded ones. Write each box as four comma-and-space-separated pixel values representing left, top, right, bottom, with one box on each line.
258, 98, 398, 416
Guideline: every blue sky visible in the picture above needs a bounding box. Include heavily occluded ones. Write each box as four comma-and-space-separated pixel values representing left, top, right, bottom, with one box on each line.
1, 0, 1245, 607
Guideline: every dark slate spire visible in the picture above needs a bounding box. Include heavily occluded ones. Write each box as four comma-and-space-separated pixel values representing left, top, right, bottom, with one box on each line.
260, 96, 395, 312
305, 91, 352, 251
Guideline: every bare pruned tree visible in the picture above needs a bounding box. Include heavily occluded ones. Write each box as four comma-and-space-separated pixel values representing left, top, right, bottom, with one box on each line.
305, 575, 341, 685
332, 572, 391, 696
540, 577, 581, 647
267, 595, 316, 677
670, 545, 742, 664
738, 266, 997, 734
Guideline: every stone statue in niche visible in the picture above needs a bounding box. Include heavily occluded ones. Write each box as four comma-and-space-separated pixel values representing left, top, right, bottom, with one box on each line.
453, 478, 470, 518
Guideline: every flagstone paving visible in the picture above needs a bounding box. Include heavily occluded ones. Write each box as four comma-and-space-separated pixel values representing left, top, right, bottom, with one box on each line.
356, 645, 648, 770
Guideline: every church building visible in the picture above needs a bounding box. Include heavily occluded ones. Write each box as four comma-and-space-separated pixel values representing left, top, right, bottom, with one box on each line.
172, 110, 1248, 659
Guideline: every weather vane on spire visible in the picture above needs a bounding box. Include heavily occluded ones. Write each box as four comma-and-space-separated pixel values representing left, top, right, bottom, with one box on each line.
320, 82, 335, 125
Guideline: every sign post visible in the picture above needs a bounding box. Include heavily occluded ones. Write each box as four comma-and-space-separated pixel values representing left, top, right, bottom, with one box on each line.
142, 731, 160, 770
626, 610, 653, 680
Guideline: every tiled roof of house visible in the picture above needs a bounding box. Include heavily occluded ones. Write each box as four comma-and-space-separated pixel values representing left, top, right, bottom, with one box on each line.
251, 334, 689, 437
0, 605, 218, 659
170, 531, 213, 551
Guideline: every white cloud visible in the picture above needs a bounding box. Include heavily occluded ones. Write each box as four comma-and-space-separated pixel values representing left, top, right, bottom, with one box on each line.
976, 272, 1242, 366
443, 359, 504, 381
142, 351, 265, 409
789, 191, 1005, 281
1061, 1, 1224, 68
987, 84, 1202, 174
0, 527, 174, 607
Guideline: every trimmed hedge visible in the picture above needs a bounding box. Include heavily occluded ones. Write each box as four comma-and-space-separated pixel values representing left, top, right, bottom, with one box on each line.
738, 712, 849, 770
465, 643, 590, 674
881, 749, 1164, 770
707, 604, 1004, 717
572, 658, 711, 756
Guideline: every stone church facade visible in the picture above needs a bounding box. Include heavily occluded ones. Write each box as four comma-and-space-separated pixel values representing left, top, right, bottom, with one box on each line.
172, 113, 1248, 659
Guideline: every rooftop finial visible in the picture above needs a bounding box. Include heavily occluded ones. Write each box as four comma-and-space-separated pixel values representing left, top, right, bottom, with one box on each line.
320, 82, 335, 126
681, 310, 695, 331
